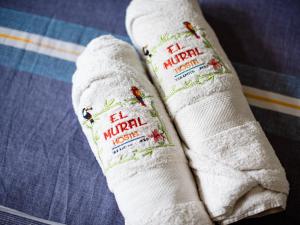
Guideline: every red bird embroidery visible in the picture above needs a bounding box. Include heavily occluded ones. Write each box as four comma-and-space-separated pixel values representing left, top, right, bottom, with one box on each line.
183, 21, 200, 39
131, 86, 146, 107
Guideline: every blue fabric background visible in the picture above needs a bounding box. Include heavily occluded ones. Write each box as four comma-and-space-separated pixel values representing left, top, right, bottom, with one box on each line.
0, 0, 299, 225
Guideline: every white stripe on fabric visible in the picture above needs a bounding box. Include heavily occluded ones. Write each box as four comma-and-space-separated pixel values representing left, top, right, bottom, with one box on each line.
243, 86, 300, 117
0, 26, 84, 61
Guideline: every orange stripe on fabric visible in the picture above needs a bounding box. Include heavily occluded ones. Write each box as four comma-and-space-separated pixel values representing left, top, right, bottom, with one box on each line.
0, 33, 33, 44
0, 33, 80, 56
244, 92, 300, 110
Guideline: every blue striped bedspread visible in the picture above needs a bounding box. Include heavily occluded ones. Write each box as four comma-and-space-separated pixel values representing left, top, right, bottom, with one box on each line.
0, 1, 299, 225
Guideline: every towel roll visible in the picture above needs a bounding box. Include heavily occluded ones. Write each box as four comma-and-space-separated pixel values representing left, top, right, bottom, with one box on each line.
72, 35, 212, 225
126, 0, 289, 224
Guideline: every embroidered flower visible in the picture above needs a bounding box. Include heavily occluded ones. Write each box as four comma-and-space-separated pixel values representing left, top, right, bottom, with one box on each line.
209, 58, 222, 70
148, 129, 165, 143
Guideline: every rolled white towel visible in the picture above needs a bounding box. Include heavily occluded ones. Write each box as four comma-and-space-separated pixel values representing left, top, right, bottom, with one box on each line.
72, 35, 213, 225
126, 0, 289, 224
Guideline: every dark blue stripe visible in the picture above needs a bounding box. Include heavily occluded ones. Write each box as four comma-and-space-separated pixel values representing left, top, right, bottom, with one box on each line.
0, 8, 130, 46
0, 0, 130, 36
234, 62, 300, 99
251, 105, 300, 141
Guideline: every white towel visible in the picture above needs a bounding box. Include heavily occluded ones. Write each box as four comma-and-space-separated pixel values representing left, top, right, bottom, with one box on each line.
72, 35, 212, 225
126, 0, 289, 224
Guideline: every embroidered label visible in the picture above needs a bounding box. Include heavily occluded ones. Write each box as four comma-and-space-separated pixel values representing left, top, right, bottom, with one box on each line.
143, 21, 231, 100
82, 86, 173, 172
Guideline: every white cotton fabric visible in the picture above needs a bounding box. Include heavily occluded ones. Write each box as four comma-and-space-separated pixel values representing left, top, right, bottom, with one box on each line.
126, 0, 289, 224
72, 35, 212, 225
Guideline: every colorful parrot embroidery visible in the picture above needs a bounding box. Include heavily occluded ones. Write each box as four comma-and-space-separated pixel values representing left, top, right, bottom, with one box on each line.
183, 21, 200, 39
131, 86, 146, 107
82, 107, 94, 124
142, 45, 152, 58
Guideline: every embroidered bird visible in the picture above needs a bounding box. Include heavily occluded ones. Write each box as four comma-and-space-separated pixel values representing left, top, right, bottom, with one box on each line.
142, 45, 152, 58
183, 21, 200, 39
131, 86, 146, 107
82, 107, 94, 124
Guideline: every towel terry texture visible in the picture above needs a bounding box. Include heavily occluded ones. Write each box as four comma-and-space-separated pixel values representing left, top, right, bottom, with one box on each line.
126, 0, 289, 224
72, 35, 213, 225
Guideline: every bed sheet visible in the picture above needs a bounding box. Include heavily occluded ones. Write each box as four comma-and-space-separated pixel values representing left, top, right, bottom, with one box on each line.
0, 0, 299, 224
